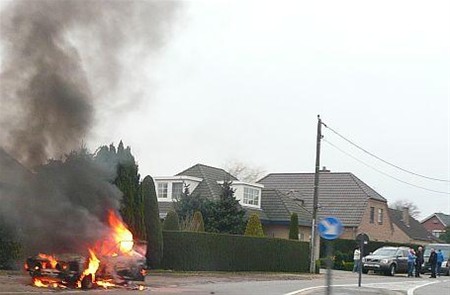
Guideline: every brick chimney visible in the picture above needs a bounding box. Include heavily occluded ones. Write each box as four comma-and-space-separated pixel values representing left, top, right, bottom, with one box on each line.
402, 207, 410, 227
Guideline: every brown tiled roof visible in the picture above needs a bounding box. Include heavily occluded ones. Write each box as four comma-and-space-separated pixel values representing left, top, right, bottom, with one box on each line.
389, 208, 438, 242
258, 172, 386, 227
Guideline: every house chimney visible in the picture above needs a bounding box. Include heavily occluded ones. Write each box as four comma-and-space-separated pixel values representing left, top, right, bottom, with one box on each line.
402, 207, 410, 227
320, 166, 330, 172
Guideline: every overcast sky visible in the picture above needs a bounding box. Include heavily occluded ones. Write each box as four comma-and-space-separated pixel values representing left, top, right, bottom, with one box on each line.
2, 0, 449, 221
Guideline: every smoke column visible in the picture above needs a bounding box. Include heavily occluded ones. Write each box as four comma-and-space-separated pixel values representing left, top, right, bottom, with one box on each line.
0, 0, 179, 255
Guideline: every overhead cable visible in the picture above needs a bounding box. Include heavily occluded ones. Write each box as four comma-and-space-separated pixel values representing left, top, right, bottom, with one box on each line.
323, 138, 450, 195
323, 124, 450, 183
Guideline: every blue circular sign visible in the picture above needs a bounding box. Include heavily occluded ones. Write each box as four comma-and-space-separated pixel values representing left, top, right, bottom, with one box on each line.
318, 216, 344, 240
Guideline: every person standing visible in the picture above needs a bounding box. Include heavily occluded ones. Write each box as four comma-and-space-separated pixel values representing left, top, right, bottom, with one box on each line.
436, 249, 444, 277
353, 246, 361, 273
415, 246, 424, 277
407, 248, 416, 277
429, 248, 437, 278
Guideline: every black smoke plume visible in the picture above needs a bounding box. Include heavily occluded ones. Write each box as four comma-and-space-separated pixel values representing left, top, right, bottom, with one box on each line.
0, 0, 179, 256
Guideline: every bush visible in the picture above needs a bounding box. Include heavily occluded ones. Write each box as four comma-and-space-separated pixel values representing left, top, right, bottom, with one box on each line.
289, 213, 299, 240
244, 213, 264, 237
163, 211, 180, 231
192, 211, 205, 232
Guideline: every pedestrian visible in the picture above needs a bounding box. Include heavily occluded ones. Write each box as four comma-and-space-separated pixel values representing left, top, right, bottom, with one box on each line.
353, 246, 361, 273
407, 248, 416, 277
436, 249, 444, 277
415, 246, 424, 277
428, 248, 437, 278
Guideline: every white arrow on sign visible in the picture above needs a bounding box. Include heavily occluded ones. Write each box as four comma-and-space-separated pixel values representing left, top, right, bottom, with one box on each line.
321, 219, 339, 235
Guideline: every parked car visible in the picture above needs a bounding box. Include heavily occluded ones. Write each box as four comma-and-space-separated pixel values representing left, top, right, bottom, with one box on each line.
361, 246, 410, 276
422, 243, 450, 276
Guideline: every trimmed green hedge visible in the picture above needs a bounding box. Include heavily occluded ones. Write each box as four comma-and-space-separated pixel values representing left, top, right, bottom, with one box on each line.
161, 231, 310, 272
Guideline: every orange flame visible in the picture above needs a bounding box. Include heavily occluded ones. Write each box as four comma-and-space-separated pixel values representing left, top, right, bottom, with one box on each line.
37, 253, 58, 268
107, 210, 134, 254
33, 278, 48, 288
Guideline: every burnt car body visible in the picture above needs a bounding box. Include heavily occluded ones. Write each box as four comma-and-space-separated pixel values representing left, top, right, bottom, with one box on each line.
25, 241, 147, 289
421, 243, 450, 276
362, 246, 410, 276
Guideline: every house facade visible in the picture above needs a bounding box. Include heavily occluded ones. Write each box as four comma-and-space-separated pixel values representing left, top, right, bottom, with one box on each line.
258, 169, 406, 243
389, 207, 438, 245
421, 213, 450, 239
154, 164, 312, 241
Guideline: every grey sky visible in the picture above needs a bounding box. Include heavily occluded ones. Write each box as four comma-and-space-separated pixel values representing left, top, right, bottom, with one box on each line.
2, 0, 449, 220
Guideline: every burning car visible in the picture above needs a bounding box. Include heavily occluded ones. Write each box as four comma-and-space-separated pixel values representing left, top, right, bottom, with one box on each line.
25, 210, 147, 289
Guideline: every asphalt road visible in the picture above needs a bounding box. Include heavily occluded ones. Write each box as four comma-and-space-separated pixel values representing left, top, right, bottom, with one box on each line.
1, 269, 449, 295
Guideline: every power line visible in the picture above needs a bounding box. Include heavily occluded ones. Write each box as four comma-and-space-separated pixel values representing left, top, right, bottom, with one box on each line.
322, 123, 450, 183
323, 138, 450, 195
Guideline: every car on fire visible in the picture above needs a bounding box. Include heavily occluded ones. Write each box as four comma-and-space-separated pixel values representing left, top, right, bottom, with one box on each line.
361, 246, 410, 276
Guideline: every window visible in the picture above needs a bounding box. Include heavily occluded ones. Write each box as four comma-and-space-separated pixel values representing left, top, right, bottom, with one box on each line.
172, 182, 183, 200
378, 208, 383, 224
370, 207, 375, 223
243, 187, 259, 206
157, 182, 168, 198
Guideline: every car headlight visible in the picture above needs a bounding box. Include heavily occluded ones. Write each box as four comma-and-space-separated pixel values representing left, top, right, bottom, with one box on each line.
362, 258, 366, 263
381, 259, 389, 264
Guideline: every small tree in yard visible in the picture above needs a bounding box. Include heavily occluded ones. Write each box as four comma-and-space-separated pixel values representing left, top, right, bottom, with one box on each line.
205, 181, 246, 234
244, 213, 264, 237
439, 226, 450, 243
192, 211, 205, 232
174, 184, 211, 225
289, 213, 299, 240
163, 210, 180, 231
141, 176, 163, 269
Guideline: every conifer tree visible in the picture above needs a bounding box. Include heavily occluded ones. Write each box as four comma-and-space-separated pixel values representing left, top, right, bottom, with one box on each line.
163, 210, 180, 231
244, 213, 264, 237
206, 181, 246, 234
289, 213, 299, 240
192, 211, 205, 232
141, 176, 163, 269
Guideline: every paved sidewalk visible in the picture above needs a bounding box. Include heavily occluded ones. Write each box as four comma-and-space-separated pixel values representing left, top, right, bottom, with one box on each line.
298, 286, 405, 295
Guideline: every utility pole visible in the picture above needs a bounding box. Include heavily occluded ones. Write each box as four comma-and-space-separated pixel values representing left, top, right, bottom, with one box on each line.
309, 115, 323, 273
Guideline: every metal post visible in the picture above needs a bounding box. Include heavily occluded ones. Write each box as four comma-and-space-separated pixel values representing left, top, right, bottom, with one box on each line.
326, 241, 333, 295
310, 115, 322, 273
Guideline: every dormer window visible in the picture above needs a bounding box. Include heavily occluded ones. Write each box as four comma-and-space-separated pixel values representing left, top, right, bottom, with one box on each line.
172, 182, 183, 199
243, 187, 260, 206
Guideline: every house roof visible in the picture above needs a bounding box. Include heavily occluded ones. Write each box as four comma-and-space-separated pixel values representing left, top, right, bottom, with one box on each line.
261, 189, 312, 226
176, 164, 238, 200
258, 172, 387, 227
389, 208, 437, 242
421, 213, 450, 227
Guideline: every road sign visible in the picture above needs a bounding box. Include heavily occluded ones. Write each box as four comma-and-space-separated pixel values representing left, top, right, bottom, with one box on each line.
318, 216, 343, 240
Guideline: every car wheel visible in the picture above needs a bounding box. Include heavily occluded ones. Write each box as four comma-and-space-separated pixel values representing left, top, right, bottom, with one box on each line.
362, 269, 369, 274
386, 264, 396, 276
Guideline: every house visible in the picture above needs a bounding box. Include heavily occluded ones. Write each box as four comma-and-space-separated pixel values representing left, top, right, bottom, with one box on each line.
258, 169, 401, 243
421, 213, 450, 239
154, 164, 312, 241
389, 207, 438, 245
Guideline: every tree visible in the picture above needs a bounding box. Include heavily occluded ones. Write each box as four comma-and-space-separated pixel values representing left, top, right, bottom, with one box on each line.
225, 160, 266, 182
95, 141, 145, 240
163, 210, 180, 231
289, 213, 299, 240
205, 181, 246, 234
439, 226, 450, 243
390, 200, 421, 218
141, 176, 163, 269
244, 213, 264, 237
192, 211, 205, 232
173, 184, 211, 224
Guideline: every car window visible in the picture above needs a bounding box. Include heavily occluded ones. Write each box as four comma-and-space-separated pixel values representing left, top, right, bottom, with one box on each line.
395, 250, 403, 257
403, 250, 409, 257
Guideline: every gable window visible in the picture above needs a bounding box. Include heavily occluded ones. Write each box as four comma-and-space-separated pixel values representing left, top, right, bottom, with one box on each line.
243, 187, 259, 206
377, 208, 383, 224
370, 207, 375, 224
172, 182, 183, 200
157, 182, 168, 198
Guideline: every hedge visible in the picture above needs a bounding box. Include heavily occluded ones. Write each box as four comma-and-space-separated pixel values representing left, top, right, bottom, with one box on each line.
161, 230, 310, 272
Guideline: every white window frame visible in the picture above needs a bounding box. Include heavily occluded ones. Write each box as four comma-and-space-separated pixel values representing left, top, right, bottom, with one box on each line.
243, 187, 260, 206
157, 182, 168, 199
172, 182, 183, 200
377, 208, 383, 224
